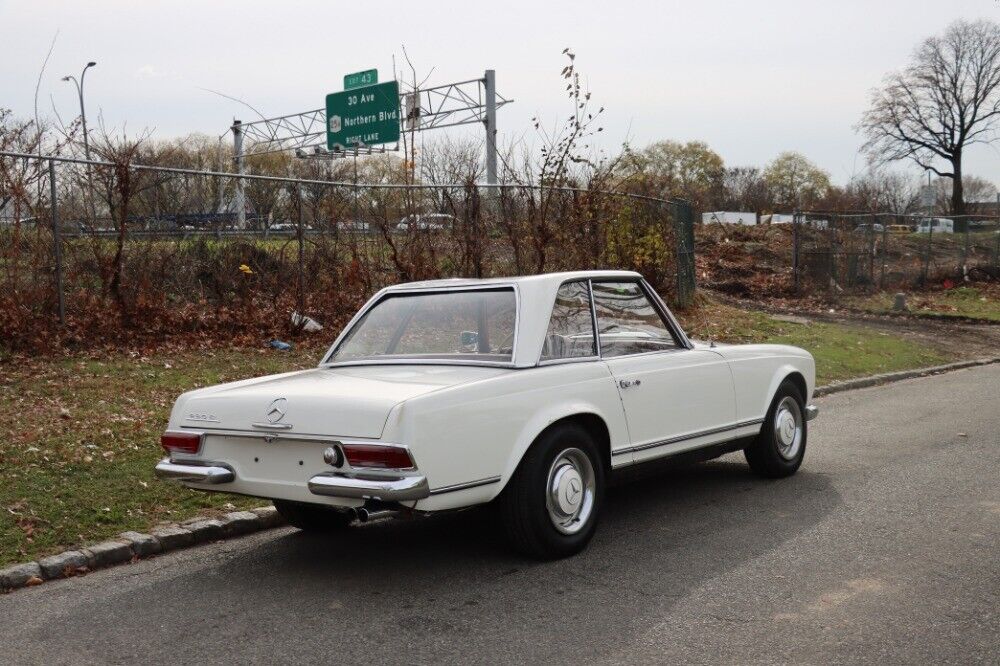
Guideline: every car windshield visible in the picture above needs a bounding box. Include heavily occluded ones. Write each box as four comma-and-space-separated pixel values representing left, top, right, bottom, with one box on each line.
329, 288, 517, 364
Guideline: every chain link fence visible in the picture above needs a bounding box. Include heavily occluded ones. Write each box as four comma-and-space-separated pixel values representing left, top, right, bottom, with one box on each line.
0, 152, 695, 352
793, 212, 1000, 293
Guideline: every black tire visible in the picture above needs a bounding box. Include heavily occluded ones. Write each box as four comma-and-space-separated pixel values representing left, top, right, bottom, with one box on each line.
499, 422, 605, 560
273, 499, 355, 531
744, 379, 807, 478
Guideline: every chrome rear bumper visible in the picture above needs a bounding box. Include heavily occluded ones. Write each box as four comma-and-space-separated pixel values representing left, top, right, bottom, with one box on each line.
805, 404, 819, 421
155, 459, 235, 484
307, 473, 430, 501
155, 458, 429, 502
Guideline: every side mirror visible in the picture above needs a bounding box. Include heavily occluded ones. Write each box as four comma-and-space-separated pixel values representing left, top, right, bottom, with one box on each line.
460, 330, 478, 347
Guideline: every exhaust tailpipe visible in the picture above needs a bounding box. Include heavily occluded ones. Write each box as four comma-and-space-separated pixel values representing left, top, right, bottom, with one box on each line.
356, 508, 398, 523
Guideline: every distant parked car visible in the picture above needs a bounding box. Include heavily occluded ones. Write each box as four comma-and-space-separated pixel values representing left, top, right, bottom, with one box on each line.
338, 219, 371, 233
915, 218, 954, 234
887, 224, 912, 234
702, 211, 757, 226
853, 223, 885, 234
396, 213, 455, 231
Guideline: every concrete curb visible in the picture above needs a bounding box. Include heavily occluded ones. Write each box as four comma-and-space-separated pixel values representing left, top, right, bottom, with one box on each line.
814, 357, 1000, 397
3, 358, 999, 593
0, 506, 285, 593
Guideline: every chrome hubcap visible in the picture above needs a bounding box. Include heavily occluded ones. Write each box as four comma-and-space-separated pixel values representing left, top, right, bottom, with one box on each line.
773, 396, 803, 460
546, 448, 596, 535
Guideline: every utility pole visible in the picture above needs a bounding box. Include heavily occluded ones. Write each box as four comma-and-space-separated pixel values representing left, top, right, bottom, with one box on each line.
483, 69, 498, 186
62, 61, 97, 223
232, 120, 246, 229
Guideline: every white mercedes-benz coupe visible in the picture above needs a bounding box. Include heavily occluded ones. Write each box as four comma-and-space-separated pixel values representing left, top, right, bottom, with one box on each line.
156, 271, 817, 558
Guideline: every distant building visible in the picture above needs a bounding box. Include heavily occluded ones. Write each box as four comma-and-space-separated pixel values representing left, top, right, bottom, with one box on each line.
701, 211, 757, 225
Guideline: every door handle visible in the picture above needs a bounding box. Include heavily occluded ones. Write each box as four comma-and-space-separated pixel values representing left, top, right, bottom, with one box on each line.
619, 379, 642, 389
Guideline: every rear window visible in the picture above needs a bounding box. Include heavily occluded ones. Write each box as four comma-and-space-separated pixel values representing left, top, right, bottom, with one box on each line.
330, 288, 517, 364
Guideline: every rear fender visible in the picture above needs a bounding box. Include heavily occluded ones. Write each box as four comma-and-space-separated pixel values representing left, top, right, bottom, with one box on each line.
498, 401, 614, 493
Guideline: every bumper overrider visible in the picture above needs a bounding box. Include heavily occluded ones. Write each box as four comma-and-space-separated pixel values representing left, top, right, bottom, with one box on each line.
154, 458, 430, 502
805, 404, 819, 421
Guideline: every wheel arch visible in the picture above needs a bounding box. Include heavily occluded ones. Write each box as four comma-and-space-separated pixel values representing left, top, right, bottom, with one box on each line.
763, 365, 810, 413
498, 408, 614, 494
783, 371, 808, 403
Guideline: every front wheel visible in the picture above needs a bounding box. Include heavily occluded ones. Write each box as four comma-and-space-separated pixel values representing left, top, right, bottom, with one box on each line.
498, 423, 605, 560
744, 380, 807, 478
273, 499, 355, 531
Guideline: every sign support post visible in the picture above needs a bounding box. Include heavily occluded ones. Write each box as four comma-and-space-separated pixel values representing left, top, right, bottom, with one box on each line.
484, 69, 498, 186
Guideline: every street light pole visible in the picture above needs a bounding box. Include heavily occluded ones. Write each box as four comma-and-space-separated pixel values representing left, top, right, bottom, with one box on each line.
63, 61, 97, 223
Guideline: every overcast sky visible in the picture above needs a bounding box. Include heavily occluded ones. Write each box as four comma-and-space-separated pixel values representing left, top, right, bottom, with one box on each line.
2, 0, 999, 186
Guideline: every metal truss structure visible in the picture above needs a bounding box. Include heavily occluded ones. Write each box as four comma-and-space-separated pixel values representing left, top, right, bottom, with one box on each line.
232, 72, 511, 159
226, 70, 509, 225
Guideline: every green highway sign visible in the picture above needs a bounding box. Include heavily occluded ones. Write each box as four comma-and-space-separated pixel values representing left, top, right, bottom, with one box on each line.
344, 69, 378, 90
326, 80, 400, 150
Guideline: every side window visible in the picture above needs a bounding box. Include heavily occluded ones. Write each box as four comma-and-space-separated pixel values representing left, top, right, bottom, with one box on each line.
591, 281, 679, 358
540, 281, 597, 361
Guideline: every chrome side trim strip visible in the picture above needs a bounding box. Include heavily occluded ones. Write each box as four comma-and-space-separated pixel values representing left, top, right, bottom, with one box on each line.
428, 476, 501, 496
612, 418, 765, 456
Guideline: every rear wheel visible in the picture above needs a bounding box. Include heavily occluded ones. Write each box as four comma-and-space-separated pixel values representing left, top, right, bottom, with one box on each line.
744, 379, 807, 478
499, 423, 605, 560
273, 499, 355, 531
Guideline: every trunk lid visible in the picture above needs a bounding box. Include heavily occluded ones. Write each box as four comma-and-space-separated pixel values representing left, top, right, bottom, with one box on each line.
178, 365, 508, 438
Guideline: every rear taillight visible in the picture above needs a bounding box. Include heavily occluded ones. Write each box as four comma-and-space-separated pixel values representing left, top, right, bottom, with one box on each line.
342, 443, 414, 470
161, 431, 202, 455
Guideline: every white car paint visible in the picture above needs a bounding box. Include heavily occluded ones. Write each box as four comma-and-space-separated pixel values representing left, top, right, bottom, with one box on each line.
158, 270, 816, 514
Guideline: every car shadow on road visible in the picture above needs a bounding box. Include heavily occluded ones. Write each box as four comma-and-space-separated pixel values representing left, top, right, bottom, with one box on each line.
145, 456, 838, 662
17, 457, 840, 665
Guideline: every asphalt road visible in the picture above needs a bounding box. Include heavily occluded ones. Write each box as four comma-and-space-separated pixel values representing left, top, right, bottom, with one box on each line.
2, 365, 998, 665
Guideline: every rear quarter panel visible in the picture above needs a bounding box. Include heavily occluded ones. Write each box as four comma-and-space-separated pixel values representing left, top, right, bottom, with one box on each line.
387, 362, 629, 512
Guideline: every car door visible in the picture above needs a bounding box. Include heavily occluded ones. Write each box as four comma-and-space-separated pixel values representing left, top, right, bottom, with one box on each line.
591, 281, 737, 464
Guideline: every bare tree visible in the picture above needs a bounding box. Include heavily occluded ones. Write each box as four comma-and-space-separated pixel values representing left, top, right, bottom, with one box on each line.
932, 174, 998, 214
721, 166, 772, 212
859, 19, 1000, 215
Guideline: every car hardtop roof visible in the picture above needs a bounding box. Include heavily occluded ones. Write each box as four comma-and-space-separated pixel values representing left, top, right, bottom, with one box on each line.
382, 270, 644, 293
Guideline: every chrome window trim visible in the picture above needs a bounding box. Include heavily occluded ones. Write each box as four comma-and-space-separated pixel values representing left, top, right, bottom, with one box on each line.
640, 278, 693, 349
589, 278, 603, 359
323, 358, 518, 369
535, 277, 601, 366
319, 283, 521, 368
589, 278, 693, 360
536, 356, 601, 367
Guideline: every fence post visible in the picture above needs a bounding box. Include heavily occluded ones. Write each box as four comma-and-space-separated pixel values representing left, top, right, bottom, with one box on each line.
828, 215, 837, 293
296, 183, 305, 317
49, 160, 65, 325
880, 214, 888, 288
868, 213, 876, 285
674, 201, 695, 307
922, 217, 933, 286
995, 193, 1000, 269
792, 210, 800, 293
962, 216, 970, 279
